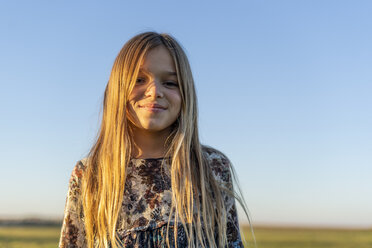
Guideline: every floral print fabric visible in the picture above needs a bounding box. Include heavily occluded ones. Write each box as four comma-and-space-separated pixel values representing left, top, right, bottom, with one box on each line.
59, 147, 244, 247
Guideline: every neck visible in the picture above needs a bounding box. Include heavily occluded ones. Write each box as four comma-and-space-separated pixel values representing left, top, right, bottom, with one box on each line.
130, 126, 173, 159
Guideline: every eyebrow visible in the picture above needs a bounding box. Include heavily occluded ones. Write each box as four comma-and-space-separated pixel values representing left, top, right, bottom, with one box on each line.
165, 71, 177, 76
139, 69, 177, 76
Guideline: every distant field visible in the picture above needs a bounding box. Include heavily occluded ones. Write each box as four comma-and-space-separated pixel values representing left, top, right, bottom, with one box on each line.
242, 226, 372, 248
0, 226, 60, 248
0, 226, 371, 248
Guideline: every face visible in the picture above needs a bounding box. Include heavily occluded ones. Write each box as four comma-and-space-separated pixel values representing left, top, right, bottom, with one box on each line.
127, 45, 182, 134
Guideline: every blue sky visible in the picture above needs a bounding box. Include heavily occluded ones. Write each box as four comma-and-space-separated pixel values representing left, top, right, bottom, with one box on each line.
1, 0, 371, 228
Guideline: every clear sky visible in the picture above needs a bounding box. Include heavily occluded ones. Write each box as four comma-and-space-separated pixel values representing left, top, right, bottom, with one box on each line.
1, 0, 371, 228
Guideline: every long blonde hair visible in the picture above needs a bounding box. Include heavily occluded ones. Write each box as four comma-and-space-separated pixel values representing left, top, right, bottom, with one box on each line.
81, 32, 252, 248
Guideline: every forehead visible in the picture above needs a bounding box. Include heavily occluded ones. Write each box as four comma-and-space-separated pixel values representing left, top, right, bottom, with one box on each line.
139, 46, 176, 75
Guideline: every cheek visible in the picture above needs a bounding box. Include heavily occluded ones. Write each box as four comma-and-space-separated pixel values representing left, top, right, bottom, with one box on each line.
129, 87, 145, 101
176, 99, 182, 113
127, 90, 142, 112
170, 92, 182, 112
125, 103, 135, 124
176, 92, 182, 110
126, 97, 140, 122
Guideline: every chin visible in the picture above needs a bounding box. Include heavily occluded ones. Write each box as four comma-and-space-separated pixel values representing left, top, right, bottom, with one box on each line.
141, 123, 163, 130
143, 123, 172, 132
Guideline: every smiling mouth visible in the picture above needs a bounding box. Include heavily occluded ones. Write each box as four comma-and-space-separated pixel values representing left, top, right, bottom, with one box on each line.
139, 105, 167, 112
141, 106, 164, 110
139, 103, 167, 110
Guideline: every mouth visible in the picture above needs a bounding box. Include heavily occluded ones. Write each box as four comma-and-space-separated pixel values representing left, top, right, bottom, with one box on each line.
139, 103, 167, 112
139, 103, 167, 110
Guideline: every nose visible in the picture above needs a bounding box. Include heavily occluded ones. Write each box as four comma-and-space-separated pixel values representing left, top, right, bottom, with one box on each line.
144, 80, 164, 98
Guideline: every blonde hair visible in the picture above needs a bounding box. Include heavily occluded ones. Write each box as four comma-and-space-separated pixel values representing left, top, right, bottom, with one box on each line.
80, 32, 252, 248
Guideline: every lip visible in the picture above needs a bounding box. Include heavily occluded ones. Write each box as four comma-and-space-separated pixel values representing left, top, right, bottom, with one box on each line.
139, 103, 167, 111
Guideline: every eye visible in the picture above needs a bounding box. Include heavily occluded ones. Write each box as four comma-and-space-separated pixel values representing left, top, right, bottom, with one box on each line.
164, 81, 179, 88
136, 77, 146, 84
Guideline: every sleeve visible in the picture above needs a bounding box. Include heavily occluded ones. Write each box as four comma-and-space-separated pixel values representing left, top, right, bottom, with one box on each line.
221, 157, 244, 248
225, 199, 244, 247
59, 161, 87, 248
205, 148, 244, 248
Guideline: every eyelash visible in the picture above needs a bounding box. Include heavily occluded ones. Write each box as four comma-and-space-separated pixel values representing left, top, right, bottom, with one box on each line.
135, 78, 178, 88
136, 78, 146, 84
164, 81, 178, 87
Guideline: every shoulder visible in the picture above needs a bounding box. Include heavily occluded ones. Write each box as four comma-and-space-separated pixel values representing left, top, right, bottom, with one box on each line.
202, 145, 231, 163
67, 158, 88, 193
70, 158, 88, 180
63, 159, 88, 216
202, 145, 233, 184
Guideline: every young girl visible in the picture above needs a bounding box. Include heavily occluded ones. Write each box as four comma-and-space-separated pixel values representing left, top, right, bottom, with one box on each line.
59, 32, 251, 248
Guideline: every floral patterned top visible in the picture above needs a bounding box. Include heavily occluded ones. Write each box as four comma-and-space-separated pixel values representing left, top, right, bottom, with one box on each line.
59, 147, 244, 247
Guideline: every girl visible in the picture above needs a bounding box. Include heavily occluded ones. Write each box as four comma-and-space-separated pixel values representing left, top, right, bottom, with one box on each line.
59, 32, 251, 248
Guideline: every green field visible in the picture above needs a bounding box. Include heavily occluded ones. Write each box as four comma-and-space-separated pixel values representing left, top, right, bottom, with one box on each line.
242, 226, 372, 248
0, 226, 371, 248
0, 226, 60, 248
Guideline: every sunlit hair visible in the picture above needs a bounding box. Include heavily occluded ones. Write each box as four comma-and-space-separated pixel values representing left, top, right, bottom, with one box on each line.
80, 32, 253, 248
